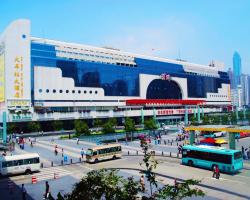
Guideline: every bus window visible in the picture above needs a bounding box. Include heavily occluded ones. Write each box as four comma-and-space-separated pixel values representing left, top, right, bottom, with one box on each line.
24, 158, 33, 165
34, 157, 40, 164
14, 160, 23, 166
234, 152, 242, 160
93, 151, 97, 156
86, 150, 93, 156
2, 161, 13, 168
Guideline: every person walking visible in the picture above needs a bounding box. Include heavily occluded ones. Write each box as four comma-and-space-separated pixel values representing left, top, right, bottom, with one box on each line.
140, 175, 145, 192
213, 165, 220, 179
77, 138, 80, 145
44, 181, 50, 199
22, 184, 27, 200
244, 148, 248, 160
80, 148, 85, 159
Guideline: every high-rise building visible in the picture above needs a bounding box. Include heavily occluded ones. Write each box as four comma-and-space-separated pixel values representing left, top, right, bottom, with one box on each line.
233, 51, 242, 87
240, 74, 249, 106
227, 68, 234, 89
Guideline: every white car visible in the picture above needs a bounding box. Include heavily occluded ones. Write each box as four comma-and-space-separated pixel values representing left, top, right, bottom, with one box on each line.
213, 131, 226, 137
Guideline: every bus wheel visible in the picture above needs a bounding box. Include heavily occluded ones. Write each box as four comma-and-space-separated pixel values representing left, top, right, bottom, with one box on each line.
25, 169, 32, 175
187, 160, 193, 167
94, 159, 98, 163
113, 155, 116, 160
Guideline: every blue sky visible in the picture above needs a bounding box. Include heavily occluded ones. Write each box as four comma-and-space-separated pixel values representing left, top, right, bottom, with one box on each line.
1, 0, 250, 74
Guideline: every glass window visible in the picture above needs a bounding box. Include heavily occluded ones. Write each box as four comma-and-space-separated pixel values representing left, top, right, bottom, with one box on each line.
59, 90, 63, 93
89, 91, 92, 94
34, 157, 40, 163
84, 90, 87, 94
95, 91, 98, 94
24, 158, 34, 165
93, 151, 97, 156
53, 89, 56, 93
78, 90, 81, 94
66, 90, 69, 93
234, 152, 242, 160
72, 90, 75, 93
14, 160, 23, 166
46, 89, 49, 93
39, 89, 42, 93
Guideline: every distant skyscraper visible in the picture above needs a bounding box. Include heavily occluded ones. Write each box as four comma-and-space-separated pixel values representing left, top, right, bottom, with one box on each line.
233, 51, 242, 87
227, 68, 234, 89
240, 74, 249, 106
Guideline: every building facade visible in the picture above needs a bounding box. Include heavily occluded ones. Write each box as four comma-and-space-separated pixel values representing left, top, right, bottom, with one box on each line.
233, 51, 242, 88
0, 19, 231, 123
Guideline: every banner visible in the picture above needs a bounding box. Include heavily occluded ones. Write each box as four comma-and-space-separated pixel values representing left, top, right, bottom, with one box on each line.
0, 54, 4, 102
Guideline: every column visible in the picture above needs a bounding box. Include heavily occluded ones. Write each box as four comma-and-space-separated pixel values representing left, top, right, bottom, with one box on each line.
236, 106, 239, 122
197, 106, 201, 124
141, 108, 144, 124
3, 112, 7, 144
185, 106, 188, 126
202, 107, 204, 117
193, 107, 196, 118
189, 130, 195, 145
243, 106, 246, 120
229, 133, 236, 150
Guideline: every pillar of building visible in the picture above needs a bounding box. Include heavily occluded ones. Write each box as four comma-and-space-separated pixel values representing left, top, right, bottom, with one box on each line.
236, 106, 239, 122
189, 130, 195, 145
201, 107, 204, 117
3, 112, 7, 144
141, 108, 144, 124
229, 133, 236, 150
197, 106, 201, 124
243, 106, 246, 120
193, 107, 196, 118
185, 106, 188, 126
153, 108, 157, 124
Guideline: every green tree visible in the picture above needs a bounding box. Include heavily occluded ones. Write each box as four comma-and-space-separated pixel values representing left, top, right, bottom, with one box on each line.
155, 179, 205, 200
140, 136, 158, 196
62, 169, 140, 200
190, 116, 196, 125
27, 121, 41, 132
102, 118, 117, 134
144, 118, 157, 130
74, 120, 90, 136
125, 118, 135, 140
52, 120, 64, 131
93, 118, 103, 127
7, 123, 17, 134
221, 114, 229, 125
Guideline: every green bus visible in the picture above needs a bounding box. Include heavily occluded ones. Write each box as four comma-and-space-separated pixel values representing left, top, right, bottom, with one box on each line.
182, 145, 243, 174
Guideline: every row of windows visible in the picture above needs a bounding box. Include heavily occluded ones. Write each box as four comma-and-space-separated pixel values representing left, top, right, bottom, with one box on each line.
209, 94, 227, 98
2, 157, 40, 168
38, 89, 98, 94
182, 149, 232, 164
97, 146, 122, 155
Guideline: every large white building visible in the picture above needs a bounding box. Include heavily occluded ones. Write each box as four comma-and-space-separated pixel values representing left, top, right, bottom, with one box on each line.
0, 19, 231, 123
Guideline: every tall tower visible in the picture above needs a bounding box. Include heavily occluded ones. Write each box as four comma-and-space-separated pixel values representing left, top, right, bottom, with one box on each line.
233, 52, 242, 87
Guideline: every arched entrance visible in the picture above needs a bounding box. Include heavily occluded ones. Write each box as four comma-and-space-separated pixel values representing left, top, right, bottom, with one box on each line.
146, 79, 182, 99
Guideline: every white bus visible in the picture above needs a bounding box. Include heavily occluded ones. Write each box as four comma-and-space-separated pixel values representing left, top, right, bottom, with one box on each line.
86, 144, 122, 163
0, 153, 40, 176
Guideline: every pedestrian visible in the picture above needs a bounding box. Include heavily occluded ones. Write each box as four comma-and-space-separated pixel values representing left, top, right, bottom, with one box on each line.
178, 145, 182, 154
30, 141, 33, 147
140, 175, 145, 192
62, 148, 64, 157
44, 181, 50, 199
80, 148, 84, 159
244, 148, 248, 160
212, 165, 220, 179
164, 140, 166, 145
54, 147, 58, 156
22, 184, 27, 200
2, 150, 6, 156
77, 138, 79, 145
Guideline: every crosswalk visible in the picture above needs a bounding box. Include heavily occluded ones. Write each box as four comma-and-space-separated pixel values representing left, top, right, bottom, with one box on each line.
34, 167, 72, 182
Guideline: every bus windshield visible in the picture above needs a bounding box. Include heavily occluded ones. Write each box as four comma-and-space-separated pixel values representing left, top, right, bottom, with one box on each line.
86, 149, 93, 156
234, 152, 242, 160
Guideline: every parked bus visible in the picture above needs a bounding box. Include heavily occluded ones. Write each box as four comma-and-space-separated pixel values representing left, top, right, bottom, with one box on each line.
86, 144, 122, 163
182, 145, 243, 173
0, 153, 40, 176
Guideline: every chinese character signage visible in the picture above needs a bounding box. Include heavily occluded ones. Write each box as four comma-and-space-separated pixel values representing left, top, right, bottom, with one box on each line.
160, 73, 170, 81
13, 56, 24, 98
158, 109, 193, 115
0, 54, 5, 102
